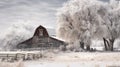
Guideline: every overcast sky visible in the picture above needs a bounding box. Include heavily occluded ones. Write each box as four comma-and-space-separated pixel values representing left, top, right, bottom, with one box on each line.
0, 0, 68, 32
0, 0, 109, 32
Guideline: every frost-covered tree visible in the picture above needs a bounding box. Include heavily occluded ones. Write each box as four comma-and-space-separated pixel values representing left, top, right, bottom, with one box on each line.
0, 21, 34, 50
57, 0, 104, 51
101, 0, 120, 51
57, 0, 120, 51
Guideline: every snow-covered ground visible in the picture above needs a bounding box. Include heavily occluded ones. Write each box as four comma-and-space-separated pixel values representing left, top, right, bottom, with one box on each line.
24, 52, 120, 67
1, 51, 120, 67
24, 61, 120, 67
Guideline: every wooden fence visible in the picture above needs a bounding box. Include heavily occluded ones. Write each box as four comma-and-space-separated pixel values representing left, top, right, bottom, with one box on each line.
0, 51, 42, 62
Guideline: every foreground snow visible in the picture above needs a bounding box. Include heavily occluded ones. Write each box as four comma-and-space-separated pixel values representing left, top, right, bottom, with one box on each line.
1, 52, 120, 67
24, 52, 120, 67
24, 61, 120, 67
25, 52, 120, 67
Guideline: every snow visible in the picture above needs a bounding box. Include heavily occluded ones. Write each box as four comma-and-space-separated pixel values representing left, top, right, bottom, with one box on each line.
1, 50, 120, 62
0, 51, 40, 54
1, 51, 120, 67
24, 61, 120, 67
23, 52, 120, 67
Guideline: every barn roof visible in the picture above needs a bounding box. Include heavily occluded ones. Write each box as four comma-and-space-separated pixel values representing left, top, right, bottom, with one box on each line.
33, 25, 49, 37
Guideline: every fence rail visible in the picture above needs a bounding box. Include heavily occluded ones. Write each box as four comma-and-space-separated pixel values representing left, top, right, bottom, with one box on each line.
0, 51, 42, 62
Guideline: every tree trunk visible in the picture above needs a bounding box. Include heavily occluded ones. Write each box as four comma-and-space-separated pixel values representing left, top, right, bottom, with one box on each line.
80, 42, 84, 49
103, 38, 108, 51
103, 38, 114, 51
86, 45, 90, 51
106, 39, 111, 50
109, 39, 114, 51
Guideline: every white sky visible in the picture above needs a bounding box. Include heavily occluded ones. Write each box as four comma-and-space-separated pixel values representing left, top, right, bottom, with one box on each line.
0, 0, 68, 32
0, 0, 109, 32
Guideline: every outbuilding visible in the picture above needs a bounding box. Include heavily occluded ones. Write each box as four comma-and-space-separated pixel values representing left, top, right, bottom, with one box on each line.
17, 25, 66, 50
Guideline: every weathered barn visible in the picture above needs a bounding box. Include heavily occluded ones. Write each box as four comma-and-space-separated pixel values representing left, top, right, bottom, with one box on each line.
17, 25, 66, 50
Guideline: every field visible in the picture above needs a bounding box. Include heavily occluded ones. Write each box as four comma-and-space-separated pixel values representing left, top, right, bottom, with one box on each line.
0, 51, 120, 67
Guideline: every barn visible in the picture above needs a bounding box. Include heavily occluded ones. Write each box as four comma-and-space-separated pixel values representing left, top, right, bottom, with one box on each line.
17, 25, 66, 50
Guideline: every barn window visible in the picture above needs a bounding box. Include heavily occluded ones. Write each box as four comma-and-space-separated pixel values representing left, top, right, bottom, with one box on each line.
39, 29, 43, 36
